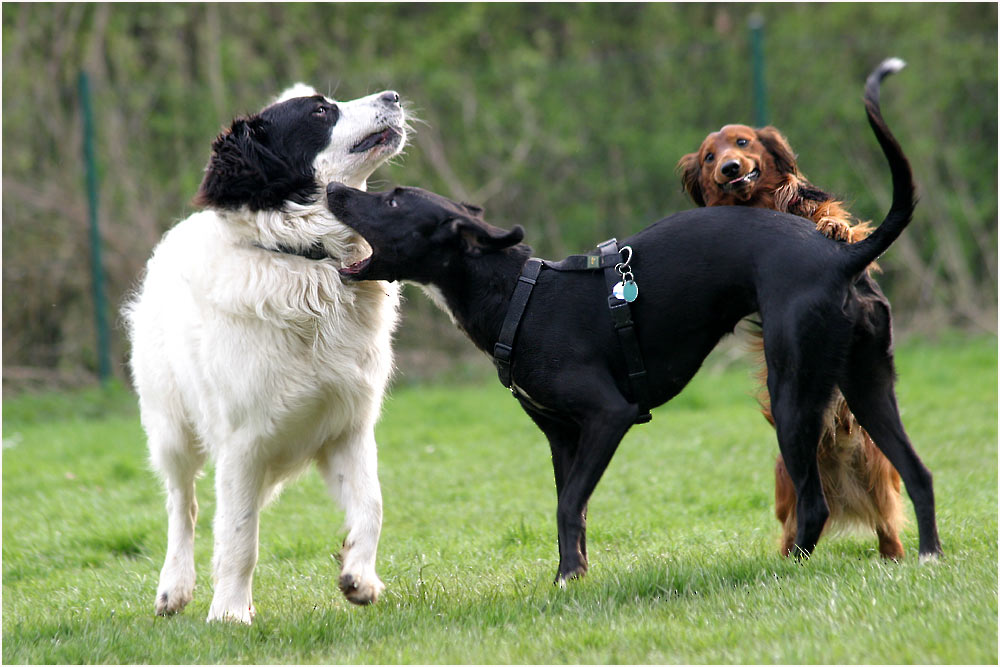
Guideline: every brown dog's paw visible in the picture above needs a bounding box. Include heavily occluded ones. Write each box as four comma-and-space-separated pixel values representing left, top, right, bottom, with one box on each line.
816, 218, 854, 242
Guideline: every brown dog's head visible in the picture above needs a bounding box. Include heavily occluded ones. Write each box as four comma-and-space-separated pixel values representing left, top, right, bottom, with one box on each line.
677, 124, 799, 208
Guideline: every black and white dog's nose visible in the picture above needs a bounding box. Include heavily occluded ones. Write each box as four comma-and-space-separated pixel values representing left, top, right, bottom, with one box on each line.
379, 91, 400, 106
721, 160, 742, 178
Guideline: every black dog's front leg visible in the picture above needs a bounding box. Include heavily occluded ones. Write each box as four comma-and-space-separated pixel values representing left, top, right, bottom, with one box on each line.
553, 401, 638, 585
526, 409, 587, 564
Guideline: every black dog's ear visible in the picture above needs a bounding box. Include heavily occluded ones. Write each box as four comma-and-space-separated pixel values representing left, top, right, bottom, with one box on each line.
676, 152, 705, 207
460, 202, 484, 217
193, 116, 316, 211
451, 218, 524, 256
755, 126, 799, 176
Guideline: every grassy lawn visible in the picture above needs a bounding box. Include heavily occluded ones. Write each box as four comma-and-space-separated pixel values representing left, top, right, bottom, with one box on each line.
3, 333, 996, 664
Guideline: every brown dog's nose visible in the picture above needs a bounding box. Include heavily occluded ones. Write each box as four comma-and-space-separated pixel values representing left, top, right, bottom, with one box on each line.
721, 160, 741, 178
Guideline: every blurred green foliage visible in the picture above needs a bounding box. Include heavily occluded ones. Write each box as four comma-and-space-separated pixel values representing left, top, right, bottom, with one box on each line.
2, 3, 996, 386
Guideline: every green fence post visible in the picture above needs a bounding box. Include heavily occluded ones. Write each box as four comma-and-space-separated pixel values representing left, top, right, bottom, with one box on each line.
749, 14, 768, 127
78, 70, 111, 384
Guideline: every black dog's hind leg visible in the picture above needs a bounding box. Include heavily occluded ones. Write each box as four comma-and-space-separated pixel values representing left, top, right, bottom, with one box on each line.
766, 341, 841, 558
769, 397, 830, 557
551, 394, 638, 584
840, 313, 942, 559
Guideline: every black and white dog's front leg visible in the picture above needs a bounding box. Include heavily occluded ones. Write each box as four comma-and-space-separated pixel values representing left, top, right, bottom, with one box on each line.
549, 393, 638, 585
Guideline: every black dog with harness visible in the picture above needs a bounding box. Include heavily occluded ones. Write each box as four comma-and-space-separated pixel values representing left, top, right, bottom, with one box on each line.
493, 239, 652, 424
326, 60, 941, 584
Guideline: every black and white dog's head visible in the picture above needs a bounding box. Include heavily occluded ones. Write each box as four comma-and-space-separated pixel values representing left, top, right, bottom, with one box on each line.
195, 85, 407, 212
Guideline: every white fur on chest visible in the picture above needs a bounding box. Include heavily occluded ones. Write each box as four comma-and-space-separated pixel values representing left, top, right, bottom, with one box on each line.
128, 210, 399, 465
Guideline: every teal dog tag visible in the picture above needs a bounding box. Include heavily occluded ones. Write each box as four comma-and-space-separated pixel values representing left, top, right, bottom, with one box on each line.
613, 280, 639, 303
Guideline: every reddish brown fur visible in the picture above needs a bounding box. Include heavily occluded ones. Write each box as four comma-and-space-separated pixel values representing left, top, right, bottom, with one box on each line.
679, 125, 904, 559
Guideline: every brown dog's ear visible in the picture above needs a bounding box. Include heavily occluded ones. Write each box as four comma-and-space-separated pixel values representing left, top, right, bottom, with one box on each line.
755, 126, 799, 176
451, 218, 524, 255
676, 152, 706, 207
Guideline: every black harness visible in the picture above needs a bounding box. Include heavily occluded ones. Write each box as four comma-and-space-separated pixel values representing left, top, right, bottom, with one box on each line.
492, 238, 653, 425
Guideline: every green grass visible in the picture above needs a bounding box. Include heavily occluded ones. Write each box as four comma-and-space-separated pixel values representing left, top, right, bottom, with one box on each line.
3, 334, 996, 664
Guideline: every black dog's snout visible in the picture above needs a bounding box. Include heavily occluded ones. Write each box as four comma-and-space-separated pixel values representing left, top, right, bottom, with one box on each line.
379, 91, 400, 106
327, 181, 349, 197
721, 160, 742, 178
326, 182, 357, 207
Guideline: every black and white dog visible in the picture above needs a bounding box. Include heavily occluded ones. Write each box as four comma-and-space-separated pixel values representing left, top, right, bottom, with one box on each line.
324, 64, 941, 584
125, 85, 407, 623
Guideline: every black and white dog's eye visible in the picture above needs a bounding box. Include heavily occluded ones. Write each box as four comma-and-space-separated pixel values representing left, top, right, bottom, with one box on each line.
388, 198, 398, 208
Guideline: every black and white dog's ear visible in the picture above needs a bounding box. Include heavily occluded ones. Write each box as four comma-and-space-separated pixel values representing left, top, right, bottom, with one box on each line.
450, 218, 524, 256
193, 115, 315, 211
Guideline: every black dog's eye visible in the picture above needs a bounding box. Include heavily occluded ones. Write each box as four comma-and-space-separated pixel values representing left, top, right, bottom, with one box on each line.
705, 152, 715, 163
387, 198, 398, 208
736, 138, 749, 147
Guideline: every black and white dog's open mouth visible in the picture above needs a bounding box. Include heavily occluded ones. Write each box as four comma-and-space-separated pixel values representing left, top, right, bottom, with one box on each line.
724, 167, 760, 190
350, 127, 402, 154
340, 255, 372, 276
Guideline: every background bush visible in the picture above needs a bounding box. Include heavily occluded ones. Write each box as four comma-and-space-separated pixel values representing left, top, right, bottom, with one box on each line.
2, 3, 996, 388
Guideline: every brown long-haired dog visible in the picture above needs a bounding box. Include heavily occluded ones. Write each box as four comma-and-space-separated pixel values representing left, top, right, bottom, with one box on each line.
677, 124, 905, 559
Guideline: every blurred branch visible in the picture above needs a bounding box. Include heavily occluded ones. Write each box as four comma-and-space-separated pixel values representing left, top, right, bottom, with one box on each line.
413, 123, 472, 202
470, 88, 539, 204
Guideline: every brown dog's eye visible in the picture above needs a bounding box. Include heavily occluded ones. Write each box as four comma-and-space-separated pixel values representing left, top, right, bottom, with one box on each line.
705, 152, 714, 163
737, 138, 749, 147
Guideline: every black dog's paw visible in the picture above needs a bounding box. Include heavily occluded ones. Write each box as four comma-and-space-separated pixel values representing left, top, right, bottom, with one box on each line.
554, 564, 588, 588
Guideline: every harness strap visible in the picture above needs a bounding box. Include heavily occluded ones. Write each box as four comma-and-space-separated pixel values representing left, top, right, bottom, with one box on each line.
542, 253, 621, 272
493, 258, 543, 389
598, 240, 653, 424
492, 241, 652, 425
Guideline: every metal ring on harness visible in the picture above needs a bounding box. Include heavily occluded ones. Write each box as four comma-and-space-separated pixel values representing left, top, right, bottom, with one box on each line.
614, 245, 633, 274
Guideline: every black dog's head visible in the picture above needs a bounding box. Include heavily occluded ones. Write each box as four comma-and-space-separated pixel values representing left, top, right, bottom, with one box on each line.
195, 89, 406, 212
326, 183, 524, 283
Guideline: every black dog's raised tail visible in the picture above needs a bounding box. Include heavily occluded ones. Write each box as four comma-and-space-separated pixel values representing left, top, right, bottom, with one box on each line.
845, 58, 916, 276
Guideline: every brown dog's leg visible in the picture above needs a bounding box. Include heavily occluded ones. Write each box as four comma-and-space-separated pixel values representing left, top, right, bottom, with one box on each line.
868, 436, 906, 559
774, 456, 798, 556
876, 526, 905, 560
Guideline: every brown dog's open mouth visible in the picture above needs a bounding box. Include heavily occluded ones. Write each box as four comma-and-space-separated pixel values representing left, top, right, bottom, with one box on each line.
724, 167, 760, 190
349, 127, 402, 154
